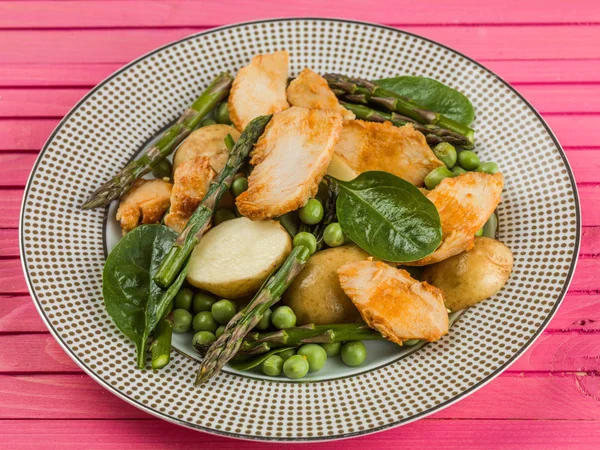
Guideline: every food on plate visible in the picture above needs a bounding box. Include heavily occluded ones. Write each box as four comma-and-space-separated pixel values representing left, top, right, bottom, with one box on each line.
333, 120, 443, 186
236, 106, 343, 220
116, 179, 172, 234
95, 50, 514, 383
423, 236, 514, 311
172, 124, 240, 172
282, 245, 367, 325
338, 260, 449, 343
164, 156, 215, 233
186, 217, 292, 299
287, 68, 355, 120
228, 50, 290, 131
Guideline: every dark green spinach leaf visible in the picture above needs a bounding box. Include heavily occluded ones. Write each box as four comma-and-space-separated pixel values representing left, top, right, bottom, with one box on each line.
330, 171, 442, 262
103, 224, 186, 369
376, 76, 475, 126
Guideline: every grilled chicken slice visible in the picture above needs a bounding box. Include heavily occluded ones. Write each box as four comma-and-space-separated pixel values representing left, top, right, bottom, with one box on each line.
338, 260, 449, 343
164, 156, 215, 233
173, 124, 240, 172
228, 50, 290, 131
287, 68, 355, 120
407, 171, 505, 266
333, 120, 443, 186
236, 106, 343, 220
116, 179, 172, 234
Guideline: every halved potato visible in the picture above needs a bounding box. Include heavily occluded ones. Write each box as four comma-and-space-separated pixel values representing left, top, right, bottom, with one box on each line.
173, 124, 241, 172
186, 217, 292, 299
326, 153, 358, 181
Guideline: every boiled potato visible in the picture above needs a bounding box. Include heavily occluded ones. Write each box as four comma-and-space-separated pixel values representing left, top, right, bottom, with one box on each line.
326, 153, 358, 181
187, 217, 291, 299
173, 124, 241, 172
282, 245, 369, 325
422, 236, 513, 311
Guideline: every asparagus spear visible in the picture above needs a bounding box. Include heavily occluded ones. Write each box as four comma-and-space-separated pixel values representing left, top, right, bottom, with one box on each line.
341, 101, 474, 149
195, 245, 311, 384
150, 310, 174, 369
153, 115, 272, 289
324, 73, 474, 145
82, 72, 234, 209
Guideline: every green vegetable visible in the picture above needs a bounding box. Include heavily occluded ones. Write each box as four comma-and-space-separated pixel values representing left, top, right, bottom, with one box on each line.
341, 341, 367, 367
211, 299, 237, 324
277, 211, 299, 237
297, 344, 327, 372
255, 308, 272, 331
215, 102, 232, 125
271, 306, 297, 330
231, 177, 248, 197
329, 171, 442, 262
483, 212, 498, 238
224, 134, 235, 152
299, 199, 324, 225
215, 325, 226, 338
200, 118, 217, 127
283, 354, 310, 379
193, 311, 218, 333
475, 228, 484, 236
451, 166, 467, 176
278, 348, 296, 362
403, 339, 420, 346
323, 222, 345, 247
376, 76, 475, 126
293, 232, 317, 255
174, 288, 194, 311
424, 166, 454, 190
229, 346, 296, 371
214, 208, 236, 225
458, 150, 480, 170
193, 331, 216, 346
477, 161, 499, 174
173, 309, 193, 333
151, 159, 173, 181
321, 342, 342, 356
102, 224, 187, 369
150, 310, 173, 370
193, 292, 216, 313
432, 142, 457, 169
261, 354, 284, 376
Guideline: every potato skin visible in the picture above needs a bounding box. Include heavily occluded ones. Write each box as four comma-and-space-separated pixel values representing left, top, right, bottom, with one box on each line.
422, 236, 513, 311
282, 245, 369, 325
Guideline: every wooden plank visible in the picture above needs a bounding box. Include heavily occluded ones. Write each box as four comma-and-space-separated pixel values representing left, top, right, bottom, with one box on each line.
567, 150, 600, 184
2, 418, 600, 449
0, 295, 47, 333
0, 334, 81, 372
1, 26, 600, 65
0, 229, 19, 256
1, 0, 599, 28
0, 258, 27, 293
0, 153, 36, 186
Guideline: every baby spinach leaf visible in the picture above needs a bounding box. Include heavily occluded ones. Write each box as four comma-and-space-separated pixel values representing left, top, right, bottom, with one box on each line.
103, 224, 186, 369
330, 171, 442, 262
376, 76, 475, 126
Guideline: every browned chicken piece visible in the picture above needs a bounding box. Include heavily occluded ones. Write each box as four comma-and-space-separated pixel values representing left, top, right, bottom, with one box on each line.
172, 124, 241, 172
116, 179, 172, 234
228, 50, 290, 131
287, 68, 355, 120
236, 106, 343, 220
333, 120, 444, 186
407, 171, 505, 266
338, 260, 449, 343
164, 156, 215, 233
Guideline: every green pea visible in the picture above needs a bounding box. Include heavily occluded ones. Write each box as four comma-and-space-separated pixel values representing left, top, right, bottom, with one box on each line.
172, 309, 193, 334
424, 167, 454, 190
298, 199, 324, 225
214, 208, 236, 225
261, 355, 284, 377
321, 342, 342, 357
192, 331, 216, 346
323, 222, 345, 247
200, 118, 217, 127
457, 150, 480, 170
278, 348, 296, 362
432, 142, 457, 169
211, 299, 237, 324
483, 212, 498, 239
193, 292, 216, 313
215, 325, 226, 338
283, 354, 310, 379
292, 232, 317, 255
297, 344, 327, 372
231, 177, 249, 198
451, 166, 467, 176
192, 311, 218, 333
341, 341, 367, 367
173, 287, 194, 311
215, 102, 232, 125
151, 158, 173, 181
475, 227, 483, 236
403, 339, 421, 346
271, 306, 297, 330
477, 161, 499, 174
255, 308, 272, 331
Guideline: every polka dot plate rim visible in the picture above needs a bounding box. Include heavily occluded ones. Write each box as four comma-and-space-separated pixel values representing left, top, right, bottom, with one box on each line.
20, 18, 581, 442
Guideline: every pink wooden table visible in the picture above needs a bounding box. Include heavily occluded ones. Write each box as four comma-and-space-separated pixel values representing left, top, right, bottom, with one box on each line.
2, 1, 600, 448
